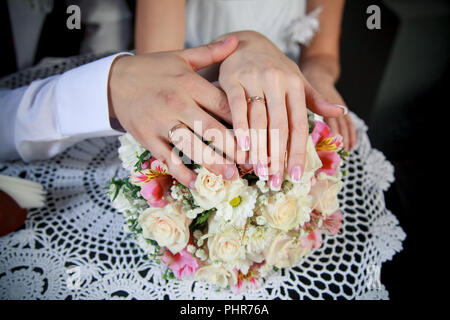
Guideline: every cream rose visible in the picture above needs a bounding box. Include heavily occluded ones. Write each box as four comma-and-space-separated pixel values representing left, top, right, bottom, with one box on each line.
194, 264, 237, 288
264, 232, 310, 268
208, 229, 244, 263
138, 203, 190, 254
262, 195, 312, 232
191, 168, 227, 210
310, 174, 343, 216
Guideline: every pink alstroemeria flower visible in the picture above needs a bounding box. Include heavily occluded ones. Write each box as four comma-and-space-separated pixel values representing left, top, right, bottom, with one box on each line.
316, 150, 341, 176
161, 248, 199, 280
321, 210, 344, 235
300, 230, 322, 250
140, 175, 173, 208
235, 267, 260, 294
310, 121, 343, 176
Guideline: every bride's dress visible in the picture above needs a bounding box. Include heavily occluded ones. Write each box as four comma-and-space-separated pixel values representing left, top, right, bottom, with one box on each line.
185, 0, 321, 61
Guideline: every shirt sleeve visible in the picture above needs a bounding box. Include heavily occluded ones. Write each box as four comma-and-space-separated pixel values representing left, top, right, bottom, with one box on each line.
0, 53, 131, 162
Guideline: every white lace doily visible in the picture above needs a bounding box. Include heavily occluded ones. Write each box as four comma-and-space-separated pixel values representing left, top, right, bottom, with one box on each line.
0, 56, 405, 300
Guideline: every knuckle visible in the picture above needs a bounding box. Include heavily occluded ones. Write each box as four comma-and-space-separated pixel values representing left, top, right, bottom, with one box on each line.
263, 67, 283, 81
288, 73, 303, 89
238, 69, 258, 82
229, 95, 245, 110
156, 89, 185, 110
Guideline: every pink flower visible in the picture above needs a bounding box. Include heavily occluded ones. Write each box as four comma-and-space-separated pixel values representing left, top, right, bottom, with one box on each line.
235, 267, 260, 294
161, 248, 199, 280
322, 210, 343, 235
300, 230, 322, 250
311, 121, 343, 152
140, 175, 173, 208
311, 121, 332, 146
316, 150, 341, 176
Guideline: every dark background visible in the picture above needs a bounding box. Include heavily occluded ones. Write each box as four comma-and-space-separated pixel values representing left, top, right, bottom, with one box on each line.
2, 0, 449, 300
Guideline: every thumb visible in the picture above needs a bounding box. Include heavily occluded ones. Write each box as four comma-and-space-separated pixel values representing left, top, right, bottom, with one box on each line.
177, 36, 239, 71
303, 79, 348, 118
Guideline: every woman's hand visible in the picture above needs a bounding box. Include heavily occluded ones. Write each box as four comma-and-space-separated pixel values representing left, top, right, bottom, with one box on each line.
217, 31, 346, 190
108, 36, 245, 188
301, 63, 357, 152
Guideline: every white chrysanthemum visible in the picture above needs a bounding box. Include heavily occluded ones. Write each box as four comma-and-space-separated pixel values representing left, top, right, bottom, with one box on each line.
245, 225, 277, 261
118, 133, 146, 173
136, 234, 158, 255
109, 184, 144, 218
215, 181, 258, 228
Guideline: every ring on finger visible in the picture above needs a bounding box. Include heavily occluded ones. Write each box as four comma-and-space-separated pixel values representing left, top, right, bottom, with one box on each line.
247, 96, 266, 105
168, 122, 190, 144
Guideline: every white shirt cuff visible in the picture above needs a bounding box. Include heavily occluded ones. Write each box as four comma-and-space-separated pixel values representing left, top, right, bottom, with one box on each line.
55, 52, 132, 139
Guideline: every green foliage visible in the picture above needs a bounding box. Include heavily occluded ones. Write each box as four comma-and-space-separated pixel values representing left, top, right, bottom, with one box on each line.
134, 150, 151, 171
191, 208, 216, 231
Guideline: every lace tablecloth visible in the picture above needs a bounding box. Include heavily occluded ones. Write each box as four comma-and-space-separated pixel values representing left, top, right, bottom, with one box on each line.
0, 56, 405, 300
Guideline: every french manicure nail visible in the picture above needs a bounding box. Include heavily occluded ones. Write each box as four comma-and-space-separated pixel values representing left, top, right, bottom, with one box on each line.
270, 173, 282, 191
239, 136, 250, 151
189, 181, 196, 190
256, 162, 269, 180
290, 166, 303, 183
224, 166, 237, 180
335, 104, 348, 115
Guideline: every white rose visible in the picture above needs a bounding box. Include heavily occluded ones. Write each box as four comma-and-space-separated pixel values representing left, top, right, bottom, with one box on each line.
191, 168, 227, 210
310, 174, 343, 216
262, 195, 312, 232
208, 229, 245, 263
264, 232, 310, 268
118, 133, 146, 173
138, 203, 191, 254
194, 264, 237, 288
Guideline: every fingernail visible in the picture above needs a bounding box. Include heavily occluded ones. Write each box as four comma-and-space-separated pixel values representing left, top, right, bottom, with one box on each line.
256, 162, 269, 180
335, 104, 348, 115
189, 181, 196, 190
224, 166, 237, 180
270, 173, 282, 191
238, 136, 250, 151
290, 166, 303, 183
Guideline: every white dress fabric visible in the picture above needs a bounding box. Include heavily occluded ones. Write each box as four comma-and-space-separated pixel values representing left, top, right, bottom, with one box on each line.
185, 0, 321, 60
0, 55, 405, 300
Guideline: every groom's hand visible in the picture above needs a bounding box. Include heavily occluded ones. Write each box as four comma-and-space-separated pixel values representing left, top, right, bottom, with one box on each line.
108, 36, 245, 188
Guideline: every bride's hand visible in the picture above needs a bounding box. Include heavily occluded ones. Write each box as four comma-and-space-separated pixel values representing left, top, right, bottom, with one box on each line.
108, 37, 245, 188
217, 31, 346, 189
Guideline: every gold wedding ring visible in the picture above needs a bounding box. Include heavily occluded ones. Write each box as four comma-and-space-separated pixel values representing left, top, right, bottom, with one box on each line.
168, 122, 189, 143
246, 96, 266, 105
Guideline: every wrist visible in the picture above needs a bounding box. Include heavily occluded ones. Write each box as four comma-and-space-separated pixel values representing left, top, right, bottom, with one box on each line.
300, 55, 340, 85
108, 54, 132, 120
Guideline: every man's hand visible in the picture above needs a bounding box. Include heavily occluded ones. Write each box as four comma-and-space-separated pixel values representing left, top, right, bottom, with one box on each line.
108, 36, 245, 188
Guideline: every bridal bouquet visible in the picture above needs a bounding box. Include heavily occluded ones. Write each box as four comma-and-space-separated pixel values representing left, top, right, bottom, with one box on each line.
108, 115, 347, 292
